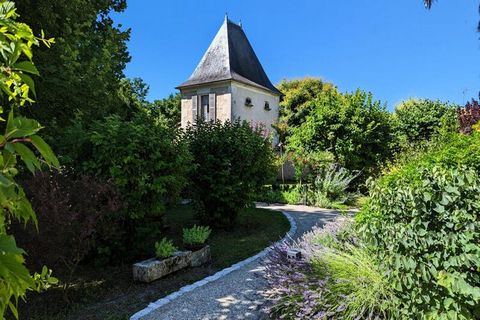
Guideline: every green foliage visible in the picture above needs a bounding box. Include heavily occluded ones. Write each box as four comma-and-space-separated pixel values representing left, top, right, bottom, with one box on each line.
154, 238, 177, 259
311, 245, 396, 319
15, 0, 131, 134
147, 93, 181, 127
256, 184, 306, 205
266, 217, 394, 319
281, 184, 304, 204
86, 113, 190, 217
182, 225, 211, 247
276, 77, 338, 142
309, 166, 359, 207
358, 164, 480, 319
117, 77, 150, 112
186, 120, 276, 228
287, 89, 393, 174
60, 112, 191, 258
0, 2, 59, 318
393, 99, 459, 150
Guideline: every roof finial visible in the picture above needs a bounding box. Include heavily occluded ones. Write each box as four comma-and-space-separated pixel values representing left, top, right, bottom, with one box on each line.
239, 19, 242, 28
225, 12, 228, 22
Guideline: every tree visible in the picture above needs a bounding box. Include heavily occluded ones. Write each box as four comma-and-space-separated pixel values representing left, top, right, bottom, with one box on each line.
276, 78, 338, 142
393, 99, 458, 149
0, 2, 59, 317
118, 77, 150, 113
287, 89, 393, 174
148, 93, 182, 127
424, 0, 433, 9
15, 0, 131, 134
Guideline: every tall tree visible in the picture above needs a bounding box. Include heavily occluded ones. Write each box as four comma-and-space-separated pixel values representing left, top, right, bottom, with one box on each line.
148, 93, 182, 127
276, 77, 338, 142
393, 99, 458, 149
15, 0, 131, 134
287, 89, 393, 173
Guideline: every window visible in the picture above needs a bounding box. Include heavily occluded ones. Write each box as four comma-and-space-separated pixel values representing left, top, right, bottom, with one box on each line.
200, 95, 209, 120
245, 97, 253, 107
264, 101, 271, 111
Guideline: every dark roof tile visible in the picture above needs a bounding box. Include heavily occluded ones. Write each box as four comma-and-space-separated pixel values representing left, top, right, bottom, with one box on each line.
177, 18, 281, 96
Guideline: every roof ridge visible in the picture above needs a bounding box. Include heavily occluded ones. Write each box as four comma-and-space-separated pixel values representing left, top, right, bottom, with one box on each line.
224, 18, 233, 82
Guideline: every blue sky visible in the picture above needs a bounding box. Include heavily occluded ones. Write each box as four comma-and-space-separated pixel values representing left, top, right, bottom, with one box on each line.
112, 1, 479, 110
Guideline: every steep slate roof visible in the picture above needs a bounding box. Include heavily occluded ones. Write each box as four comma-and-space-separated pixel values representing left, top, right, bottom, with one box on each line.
177, 17, 282, 96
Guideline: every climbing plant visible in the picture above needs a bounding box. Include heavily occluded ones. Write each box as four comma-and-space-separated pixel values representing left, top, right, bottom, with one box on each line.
0, 1, 59, 318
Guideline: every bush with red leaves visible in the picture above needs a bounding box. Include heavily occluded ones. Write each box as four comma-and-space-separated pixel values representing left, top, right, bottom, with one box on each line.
13, 170, 124, 275
458, 99, 480, 134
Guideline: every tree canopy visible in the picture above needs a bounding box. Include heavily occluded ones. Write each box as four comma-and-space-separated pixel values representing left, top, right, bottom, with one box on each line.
287, 89, 393, 174
392, 99, 458, 149
16, 0, 131, 132
276, 78, 338, 142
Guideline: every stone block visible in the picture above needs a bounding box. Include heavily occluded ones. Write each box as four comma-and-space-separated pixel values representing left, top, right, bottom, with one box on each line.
189, 245, 211, 267
133, 251, 192, 283
287, 249, 302, 260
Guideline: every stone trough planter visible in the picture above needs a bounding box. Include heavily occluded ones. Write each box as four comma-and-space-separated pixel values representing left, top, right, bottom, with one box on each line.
132, 246, 212, 283
133, 251, 191, 283
189, 245, 211, 267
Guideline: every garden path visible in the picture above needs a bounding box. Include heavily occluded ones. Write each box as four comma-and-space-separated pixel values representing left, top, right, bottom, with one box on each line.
133, 204, 343, 320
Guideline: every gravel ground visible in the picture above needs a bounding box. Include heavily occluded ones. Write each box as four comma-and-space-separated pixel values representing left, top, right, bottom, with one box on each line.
136, 204, 340, 320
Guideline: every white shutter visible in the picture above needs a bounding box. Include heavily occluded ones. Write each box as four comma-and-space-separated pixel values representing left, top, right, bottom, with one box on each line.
209, 93, 216, 121
192, 95, 198, 123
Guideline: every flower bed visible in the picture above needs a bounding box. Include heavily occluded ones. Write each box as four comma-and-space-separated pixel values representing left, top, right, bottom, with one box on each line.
263, 216, 394, 319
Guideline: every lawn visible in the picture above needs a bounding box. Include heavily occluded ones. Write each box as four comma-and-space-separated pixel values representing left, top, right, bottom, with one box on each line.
19, 205, 289, 320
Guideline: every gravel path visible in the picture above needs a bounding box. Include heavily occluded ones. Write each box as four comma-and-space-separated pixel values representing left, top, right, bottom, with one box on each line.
135, 204, 340, 320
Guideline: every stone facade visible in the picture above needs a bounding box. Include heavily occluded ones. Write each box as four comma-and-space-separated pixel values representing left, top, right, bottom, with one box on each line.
180, 81, 278, 137
177, 17, 281, 136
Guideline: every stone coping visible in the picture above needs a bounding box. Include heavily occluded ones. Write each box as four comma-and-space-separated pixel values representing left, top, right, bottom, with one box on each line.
130, 211, 296, 320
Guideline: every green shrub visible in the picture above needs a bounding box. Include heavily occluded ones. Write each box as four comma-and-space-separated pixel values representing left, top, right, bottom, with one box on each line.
358, 165, 480, 319
154, 238, 177, 259
86, 113, 190, 218
77, 113, 191, 257
183, 225, 211, 247
186, 120, 276, 228
282, 184, 304, 204
309, 166, 358, 207
255, 185, 285, 203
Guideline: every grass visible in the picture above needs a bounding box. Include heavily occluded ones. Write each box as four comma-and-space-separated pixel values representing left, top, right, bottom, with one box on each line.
17, 205, 289, 320
311, 245, 395, 319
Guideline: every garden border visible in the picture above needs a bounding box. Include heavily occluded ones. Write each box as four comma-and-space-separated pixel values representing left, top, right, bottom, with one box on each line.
130, 211, 296, 320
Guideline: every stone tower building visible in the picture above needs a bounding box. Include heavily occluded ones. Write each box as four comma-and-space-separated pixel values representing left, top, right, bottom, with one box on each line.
177, 16, 281, 138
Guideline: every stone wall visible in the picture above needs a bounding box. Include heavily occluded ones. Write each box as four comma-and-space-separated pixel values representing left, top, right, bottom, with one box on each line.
180, 82, 232, 128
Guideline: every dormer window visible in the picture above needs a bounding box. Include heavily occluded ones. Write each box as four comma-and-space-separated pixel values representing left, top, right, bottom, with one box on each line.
264, 101, 271, 111
245, 97, 253, 107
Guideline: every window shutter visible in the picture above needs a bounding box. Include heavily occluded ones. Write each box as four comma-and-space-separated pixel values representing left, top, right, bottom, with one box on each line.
209, 93, 216, 121
192, 95, 198, 122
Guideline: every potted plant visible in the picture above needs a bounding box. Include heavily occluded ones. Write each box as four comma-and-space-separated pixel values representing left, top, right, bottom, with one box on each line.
132, 238, 191, 283
183, 225, 212, 267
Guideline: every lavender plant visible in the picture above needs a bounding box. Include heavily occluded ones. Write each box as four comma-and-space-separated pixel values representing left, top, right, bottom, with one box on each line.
263, 242, 327, 319
309, 166, 360, 208
264, 217, 395, 320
